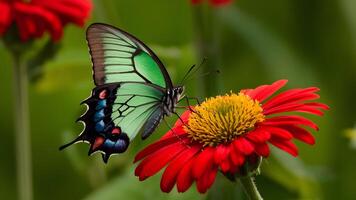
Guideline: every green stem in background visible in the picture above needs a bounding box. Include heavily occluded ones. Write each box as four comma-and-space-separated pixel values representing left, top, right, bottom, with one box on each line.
239, 176, 263, 200
192, 5, 222, 97
12, 53, 33, 200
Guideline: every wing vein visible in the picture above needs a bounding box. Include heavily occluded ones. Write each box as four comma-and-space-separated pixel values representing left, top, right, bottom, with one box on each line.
90, 30, 135, 47
89, 42, 136, 49
108, 102, 159, 127
91, 49, 134, 54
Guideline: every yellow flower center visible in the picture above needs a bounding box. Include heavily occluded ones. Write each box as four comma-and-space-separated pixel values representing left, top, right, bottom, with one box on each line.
185, 93, 265, 146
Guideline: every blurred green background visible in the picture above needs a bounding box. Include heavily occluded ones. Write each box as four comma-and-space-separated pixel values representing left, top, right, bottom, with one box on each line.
1, 0, 356, 199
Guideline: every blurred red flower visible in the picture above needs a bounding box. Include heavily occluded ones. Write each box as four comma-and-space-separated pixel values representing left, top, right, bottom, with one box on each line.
191, 0, 232, 7
134, 80, 329, 193
0, 0, 92, 41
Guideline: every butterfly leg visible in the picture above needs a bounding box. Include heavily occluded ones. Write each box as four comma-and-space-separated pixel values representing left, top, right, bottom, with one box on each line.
172, 111, 202, 142
173, 111, 187, 126
176, 96, 200, 113
180, 95, 200, 106
187, 96, 201, 105
183, 96, 203, 115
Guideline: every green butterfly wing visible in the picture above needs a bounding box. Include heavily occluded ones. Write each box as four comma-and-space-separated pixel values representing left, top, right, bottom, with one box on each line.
86, 23, 173, 89
111, 83, 163, 140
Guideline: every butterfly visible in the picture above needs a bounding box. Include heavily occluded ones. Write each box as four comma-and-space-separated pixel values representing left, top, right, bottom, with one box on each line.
60, 23, 185, 163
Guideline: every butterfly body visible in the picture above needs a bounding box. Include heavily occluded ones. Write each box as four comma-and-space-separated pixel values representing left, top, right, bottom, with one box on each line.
60, 23, 184, 162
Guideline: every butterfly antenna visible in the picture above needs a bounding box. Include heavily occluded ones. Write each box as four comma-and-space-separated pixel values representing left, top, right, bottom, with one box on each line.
191, 57, 207, 78
180, 57, 207, 85
184, 69, 220, 83
180, 64, 196, 85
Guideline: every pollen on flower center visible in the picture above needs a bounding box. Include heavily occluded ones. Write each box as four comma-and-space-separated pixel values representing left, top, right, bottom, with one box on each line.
185, 93, 265, 146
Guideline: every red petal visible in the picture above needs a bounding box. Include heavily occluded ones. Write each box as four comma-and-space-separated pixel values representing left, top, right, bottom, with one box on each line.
176, 158, 195, 192
15, 15, 29, 41
24, 16, 37, 38
192, 147, 215, 179
0, 2, 12, 35
229, 145, 245, 166
161, 126, 188, 140
233, 137, 254, 155
269, 138, 298, 156
253, 143, 270, 157
161, 109, 192, 140
243, 85, 268, 98
264, 103, 325, 116
33, 17, 46, 37
196, 166, 218, 193
39, 11, 63, 41
262, 116, 319, 130
305, 102, 330, 110
135, 142, 186, 181
246, 129, 271, 143
134, 134, 188, 162
261, 126, 293, 140
228, 159, 239, 174
263, 87, 319, 110
220, 157, 232, 172
14, 2, 63, 41
160, 146, 200, 193
213, 144, 230, 164
210, 0, 232, 6
33, 0, 92, 25
248, 80, 288, 102
280, 125, 315, 145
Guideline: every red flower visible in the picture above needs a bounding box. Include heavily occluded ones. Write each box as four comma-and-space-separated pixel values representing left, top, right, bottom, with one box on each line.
134, 80, 329, 193
0, 1, 11, 35
0, 0, 92, 41
191, 0, 232, 7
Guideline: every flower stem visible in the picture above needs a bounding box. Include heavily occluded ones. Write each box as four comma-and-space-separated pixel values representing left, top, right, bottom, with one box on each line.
12, 53, 33, 200
192, 5, 222, 97
239, 176, 263, 200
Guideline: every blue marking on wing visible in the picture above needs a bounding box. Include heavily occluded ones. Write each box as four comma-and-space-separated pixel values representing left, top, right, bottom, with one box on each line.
104, 139, 115, 148
114, 139, 127, 150
94, 110, 105, 122
95, 120, 105, 132
96, 100, 107, 110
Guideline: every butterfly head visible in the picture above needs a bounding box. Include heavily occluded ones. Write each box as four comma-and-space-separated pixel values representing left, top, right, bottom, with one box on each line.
174, 86, 185, 101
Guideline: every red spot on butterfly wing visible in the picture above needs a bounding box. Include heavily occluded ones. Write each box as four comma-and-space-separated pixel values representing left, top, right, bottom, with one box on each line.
92, 137, 105, 150
112, 127, 121, 135
99, 90, 107, 99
